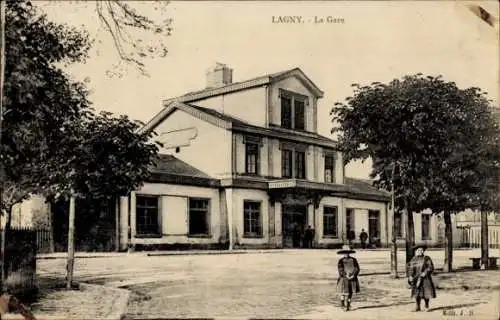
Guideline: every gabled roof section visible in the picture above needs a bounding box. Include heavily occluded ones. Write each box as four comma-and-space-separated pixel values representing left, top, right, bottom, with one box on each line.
151, 154, 212, 179
147, 154, 219, 187
140, 102, 338, 148
344, 177, 391, 199
162, 67, 324, 106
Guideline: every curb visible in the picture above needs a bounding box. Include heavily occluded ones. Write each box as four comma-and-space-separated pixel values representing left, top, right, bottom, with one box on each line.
146, 249, 288, 257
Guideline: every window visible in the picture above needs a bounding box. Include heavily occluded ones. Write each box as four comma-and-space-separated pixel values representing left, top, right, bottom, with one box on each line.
136, 196, 160, 235
282, 149, 293, 178
346, 208, 355, 240
280, 89, 307, 130
189, 198, 210, 236
323, 206, 338, 237
281, 144, 307, 179
245, 143, 259, 174
294, 99, 305, 130
346, 208, 354, 232
324, 152, 335, 183
368, 210, 381, 239
281, 96, 292, 129
421, 214, 431, 240
295, 151, 306, 179
244, 201, 262, 237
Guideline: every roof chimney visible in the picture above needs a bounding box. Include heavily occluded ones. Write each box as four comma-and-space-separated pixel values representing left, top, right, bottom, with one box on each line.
206, 63, 233, 88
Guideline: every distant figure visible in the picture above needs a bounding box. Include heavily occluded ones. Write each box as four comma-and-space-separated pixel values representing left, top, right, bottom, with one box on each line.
359, 229, 368, 249
407, 244, 436, 312
347, 230, 355, 245
336, 245, 360, 311
304, 225, 314, 248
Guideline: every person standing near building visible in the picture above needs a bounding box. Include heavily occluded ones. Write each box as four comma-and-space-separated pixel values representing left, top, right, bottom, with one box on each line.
336, 244, 360, 311
407, 244, 437, 312
304, 225, 314, 248
359, 229, 368, 249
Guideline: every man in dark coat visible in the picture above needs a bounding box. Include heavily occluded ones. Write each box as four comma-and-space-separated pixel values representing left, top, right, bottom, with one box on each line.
304, 225, 314, 248
407, 244, 437, 312
336, 244, 360, 311
359, 229, 368, 249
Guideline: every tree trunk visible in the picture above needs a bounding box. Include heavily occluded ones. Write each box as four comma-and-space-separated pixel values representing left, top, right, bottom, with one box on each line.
480, 209, 489, 269
404, 198, 415, 269
443, 210, 453, 272
66, 196, 76, 289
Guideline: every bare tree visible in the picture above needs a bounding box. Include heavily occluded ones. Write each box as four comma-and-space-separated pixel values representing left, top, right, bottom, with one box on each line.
95, 0, 173, 77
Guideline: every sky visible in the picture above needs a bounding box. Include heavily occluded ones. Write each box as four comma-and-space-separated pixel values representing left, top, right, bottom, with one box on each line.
36, 1, 499, 179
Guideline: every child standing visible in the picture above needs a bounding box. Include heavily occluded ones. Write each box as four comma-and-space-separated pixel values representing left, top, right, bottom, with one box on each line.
336, 244, 360, 311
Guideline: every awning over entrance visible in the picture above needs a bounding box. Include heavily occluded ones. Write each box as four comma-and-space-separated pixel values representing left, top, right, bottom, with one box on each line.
268, 179, 348, 208
268, 179, 390, 207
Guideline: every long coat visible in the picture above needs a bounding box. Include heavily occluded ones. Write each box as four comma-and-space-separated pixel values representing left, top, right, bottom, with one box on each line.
336, 256, 360, 296
407, 255, 437, 299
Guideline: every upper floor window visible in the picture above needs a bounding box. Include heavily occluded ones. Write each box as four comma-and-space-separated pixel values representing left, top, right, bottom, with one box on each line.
280, 89, 307, 130
243, 136, 262, 175
136, 195, 160, 236
282, 149, 293, 178
245, 143, 259, 174
295, 151, 305, 179
281, 143, 307, 179
324, 151, 336, 183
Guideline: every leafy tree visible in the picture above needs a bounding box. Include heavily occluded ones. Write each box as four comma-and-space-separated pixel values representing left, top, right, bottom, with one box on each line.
1, 0, 161, 290
1, 0, 92, 224
331, 74, 499, 271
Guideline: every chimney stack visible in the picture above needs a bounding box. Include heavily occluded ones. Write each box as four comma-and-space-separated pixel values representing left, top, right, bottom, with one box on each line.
206, 63, 233, 88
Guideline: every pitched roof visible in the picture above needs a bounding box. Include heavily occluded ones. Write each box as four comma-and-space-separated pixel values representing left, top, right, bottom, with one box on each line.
146, 156, 389, 202
144, 102, 338, 148
162, 67, 324, 106
150, 154, 211, 178
344, 177, 391, 199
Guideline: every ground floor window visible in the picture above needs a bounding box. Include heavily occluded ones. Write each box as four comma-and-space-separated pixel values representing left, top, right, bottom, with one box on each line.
189, 198, 210, 236
323, 206, 338, 237
368, 210, 381, 241
136, 195, 160, 236
244, 200, 262, 237
346, 208, 355, 241
421, 214, 431, 240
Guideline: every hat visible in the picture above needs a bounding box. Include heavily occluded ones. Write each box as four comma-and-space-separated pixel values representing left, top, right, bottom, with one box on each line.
337, 244, 356, 255
411, 244, 428, 252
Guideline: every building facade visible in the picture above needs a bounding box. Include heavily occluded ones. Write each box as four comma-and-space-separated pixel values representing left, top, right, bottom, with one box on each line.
116, 65, 394, 250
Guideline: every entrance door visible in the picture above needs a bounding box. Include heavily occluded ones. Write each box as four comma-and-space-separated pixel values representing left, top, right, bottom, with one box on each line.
282, 204, 307, 248
368, 210, 381, 247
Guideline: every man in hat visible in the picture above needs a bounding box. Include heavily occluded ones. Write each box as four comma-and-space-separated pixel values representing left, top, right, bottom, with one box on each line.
407, 244, 437, 312
336, 244, 360, 311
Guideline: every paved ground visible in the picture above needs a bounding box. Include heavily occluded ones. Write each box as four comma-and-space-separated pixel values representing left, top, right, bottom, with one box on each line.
37, 249, 500, 319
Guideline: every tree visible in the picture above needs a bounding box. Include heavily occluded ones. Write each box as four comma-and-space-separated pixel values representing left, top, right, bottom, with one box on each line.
1, 0, 92, 292
1, 0, 161, 290
37, 111, 159, 288
331, 74, 499, 272
1, 0, 92, 217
